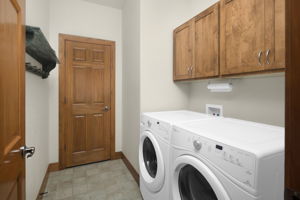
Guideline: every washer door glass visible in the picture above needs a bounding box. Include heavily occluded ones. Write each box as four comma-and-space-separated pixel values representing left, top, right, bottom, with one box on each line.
143, 137, 158, 178
179, 164, 218, 200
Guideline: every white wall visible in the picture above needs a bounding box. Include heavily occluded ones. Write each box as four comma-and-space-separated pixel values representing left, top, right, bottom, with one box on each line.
25, 0, 50, 199
140, 0, 219, 112
122, 0, 141, 171
26, 0, 50, 37
48, 0, 123, 163
120, 0, 221, 172
118, 0, 221, 170
188, 74, 285, 126
25, 64, 50, 200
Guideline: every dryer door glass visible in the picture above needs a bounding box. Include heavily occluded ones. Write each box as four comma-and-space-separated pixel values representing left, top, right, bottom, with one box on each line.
143, 137, 157, 178
178, 164, 218, 200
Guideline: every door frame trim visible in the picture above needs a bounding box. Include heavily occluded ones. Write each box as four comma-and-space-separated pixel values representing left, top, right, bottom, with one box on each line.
58, 34, 117, 169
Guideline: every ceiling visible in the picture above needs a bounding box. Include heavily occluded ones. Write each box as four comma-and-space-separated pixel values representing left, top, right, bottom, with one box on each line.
82, 0, 125, 9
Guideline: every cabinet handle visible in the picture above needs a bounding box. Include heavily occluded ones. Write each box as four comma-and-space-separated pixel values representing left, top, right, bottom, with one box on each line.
258, 51, 263, 65
266, 49, 271, 65
187, 67, 192, 76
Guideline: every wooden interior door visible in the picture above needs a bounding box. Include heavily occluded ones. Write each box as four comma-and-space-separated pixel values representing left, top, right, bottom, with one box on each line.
220, 0, 265, 75
63, 36, 114, 167
173, 19, 195, 81
194, 3, 220, 79
285, 0, 300, 199
0, 0, 26, 199
264, 0, 286, 70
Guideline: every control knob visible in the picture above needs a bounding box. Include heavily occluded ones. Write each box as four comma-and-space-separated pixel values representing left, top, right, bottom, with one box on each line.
193, 140, 202, 151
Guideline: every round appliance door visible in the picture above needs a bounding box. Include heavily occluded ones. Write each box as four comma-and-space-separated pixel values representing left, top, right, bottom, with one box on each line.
172, 155, 230, 200
139, 130, 165, 192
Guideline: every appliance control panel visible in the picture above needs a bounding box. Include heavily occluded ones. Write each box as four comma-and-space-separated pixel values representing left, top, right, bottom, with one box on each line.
141, 117, 171, 141
153, 120, 171, 141
172, 128, 257, 190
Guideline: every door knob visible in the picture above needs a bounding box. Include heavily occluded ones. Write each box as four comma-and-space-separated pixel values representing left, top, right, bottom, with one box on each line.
102, 106, 110, 112
20, 146, 35, 158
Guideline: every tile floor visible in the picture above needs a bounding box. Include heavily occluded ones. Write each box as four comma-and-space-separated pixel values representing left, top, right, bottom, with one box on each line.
42, 159, 143, 200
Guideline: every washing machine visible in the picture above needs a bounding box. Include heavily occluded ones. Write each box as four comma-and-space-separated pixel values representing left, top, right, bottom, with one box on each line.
170, 117, 284, 200
139, 110, 212, 200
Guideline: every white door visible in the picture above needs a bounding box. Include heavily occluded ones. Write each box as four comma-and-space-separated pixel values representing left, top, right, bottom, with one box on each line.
172, 155, 230, 200
139, 130, 165, 192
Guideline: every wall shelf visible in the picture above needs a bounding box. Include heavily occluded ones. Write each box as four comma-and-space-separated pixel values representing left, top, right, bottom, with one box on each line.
25, 62, 49, 79
25, 26, 59, 79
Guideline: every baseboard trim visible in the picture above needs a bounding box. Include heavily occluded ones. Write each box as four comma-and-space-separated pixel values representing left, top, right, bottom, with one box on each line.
48, 162, 60, 172
121, 152, 140, 185
111, 151, 123, 160
36, 162, 60, 200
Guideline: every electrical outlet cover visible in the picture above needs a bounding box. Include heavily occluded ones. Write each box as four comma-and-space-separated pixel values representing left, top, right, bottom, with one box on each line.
206, 104, 223, 117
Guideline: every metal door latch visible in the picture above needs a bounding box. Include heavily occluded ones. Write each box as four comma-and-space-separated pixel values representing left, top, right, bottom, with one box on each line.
102, 106, 110, 112
20, 146, 35, 158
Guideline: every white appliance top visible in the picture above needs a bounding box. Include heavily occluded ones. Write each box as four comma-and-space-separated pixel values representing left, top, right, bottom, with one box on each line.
143, 110, 210, 124
174, 117, 284, 157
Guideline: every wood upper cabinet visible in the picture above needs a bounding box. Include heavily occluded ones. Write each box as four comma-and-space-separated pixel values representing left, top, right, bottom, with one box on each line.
174, 0, 285, 80
173, 19, 195, 81
220, 0, 285, 75
220, 0, 265, 75
194, 3, 220, 79
173, 3, 220, 81
264, 0, 285, 70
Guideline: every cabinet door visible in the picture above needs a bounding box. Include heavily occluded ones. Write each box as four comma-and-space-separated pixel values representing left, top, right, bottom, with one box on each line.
264, 0, 285, 70
220, 0, 265, 75
173, 20, 194, 81
194, 3, 220, 79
